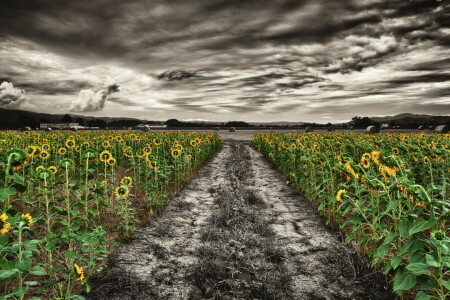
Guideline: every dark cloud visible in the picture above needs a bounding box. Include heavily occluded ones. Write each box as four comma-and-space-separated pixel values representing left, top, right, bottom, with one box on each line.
157, 71, 201, 81
0, 0, 448, 120
384, 74, 450, 86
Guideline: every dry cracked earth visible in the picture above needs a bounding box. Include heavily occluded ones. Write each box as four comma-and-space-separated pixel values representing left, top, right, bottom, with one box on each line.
87, 142, 396, 300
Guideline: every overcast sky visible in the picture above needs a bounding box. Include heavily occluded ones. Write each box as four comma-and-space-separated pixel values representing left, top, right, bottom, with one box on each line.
0, 0, 449, 122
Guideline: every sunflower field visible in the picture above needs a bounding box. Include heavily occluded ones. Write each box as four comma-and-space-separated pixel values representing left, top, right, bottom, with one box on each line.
253, 132, 449, 300
0, 130, 221, 299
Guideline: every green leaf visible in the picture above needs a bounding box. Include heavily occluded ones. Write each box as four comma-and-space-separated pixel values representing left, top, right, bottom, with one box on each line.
393, 270, 417, 291
29, 266, 46, 276
415, 291, 430, 300
0, 269, 20, 281
391, 254, 402, 270
8, 173, 24, 184
425, 254, 439, 268
409, 218, 437, 235
399, 238, 424, 255
15, 259, 31, 272
406, 263, 428, 275
383, 232, 398, 245
399, 218, 413, 237
439, 279, 450, 290
0, 186, 17, 201
64, 250, 77, 260
376, 244, 391, 259
25, 281, 38, 286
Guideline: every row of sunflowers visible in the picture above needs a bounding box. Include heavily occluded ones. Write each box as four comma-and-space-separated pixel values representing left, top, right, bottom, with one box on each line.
252, 132, 449, 300
0, 130, 221, 299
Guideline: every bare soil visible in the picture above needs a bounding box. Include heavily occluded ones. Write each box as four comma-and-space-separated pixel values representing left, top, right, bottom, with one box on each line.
87, 142, 396, 300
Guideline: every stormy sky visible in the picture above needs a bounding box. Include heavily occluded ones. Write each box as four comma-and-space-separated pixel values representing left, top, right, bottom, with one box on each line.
0, 0, 449, 122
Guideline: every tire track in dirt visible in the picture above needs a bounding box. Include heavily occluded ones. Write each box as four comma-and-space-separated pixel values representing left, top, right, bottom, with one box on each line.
86, 145, 231, 300
87, 141, 394, 300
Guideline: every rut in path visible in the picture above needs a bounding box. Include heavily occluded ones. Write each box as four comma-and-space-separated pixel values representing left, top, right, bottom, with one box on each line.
87, 142, 394, 300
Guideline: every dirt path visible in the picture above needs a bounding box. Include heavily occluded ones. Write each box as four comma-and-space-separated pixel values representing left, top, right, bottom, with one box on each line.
87, 142, 394, 300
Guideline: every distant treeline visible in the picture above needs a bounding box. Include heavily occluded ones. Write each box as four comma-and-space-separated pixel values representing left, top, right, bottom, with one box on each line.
1, 113, 449, 130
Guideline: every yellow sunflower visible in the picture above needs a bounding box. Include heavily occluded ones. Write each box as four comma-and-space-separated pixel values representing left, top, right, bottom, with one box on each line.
107, 158, 116, 166
120, 176, 133, 186
65, 139, 76, 148
99, 150, 112, 162
0, 214, 11, 235
360, 153, 370, 169
57, 147, 67, 155
336, 189, 346, 202
48, 166, 58, 174
21, 213, 33, 227
40, 150, 50, 160
74, 264, 85, 281
114, 185, 130, 198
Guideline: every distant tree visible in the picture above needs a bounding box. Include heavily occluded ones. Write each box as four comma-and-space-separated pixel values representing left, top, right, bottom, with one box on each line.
61, 114, 73, 123
16, 114, 38, 128
75, 117, 85, 126
351, 116, 374, 128
225, 121, 252, 127
165, 119, 184, 127
87, 119, 107, 128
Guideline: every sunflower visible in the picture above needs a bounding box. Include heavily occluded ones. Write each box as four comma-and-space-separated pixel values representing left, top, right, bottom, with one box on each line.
40, 150, 50, 160
135, 149, 145, 158
371, 151, 381, 165
7, 148, 27, 170
143, 147, 152, 154
153, 138, 162, 146
171, 148, 181, 159
392, 148, 399, 155
190, 139, 197, 147
48, 166, 58, 174
360, 153, 370, 169
423, 156, 429, 164
74, 264, 85, 281
0, 214, 11, 235
102, 141, 111, 148
36, 165, 45, 172
336, 189, 346, 202
82, 149, 97, 159
25, 146, 38, 157
57, 147, 67, 155
35, 168, 53, 181
123, 149, 134, 158
148, 160, 161, 170
344, 162, 359, 180
42, 144, 51, 151
114, 185, 130, 198
60, 158, 74, 169
107, 158, 116, 166
65, 139, 76, 148
120, 176, 133, 186
20, 213, 33, 227
99, 150, 112, 162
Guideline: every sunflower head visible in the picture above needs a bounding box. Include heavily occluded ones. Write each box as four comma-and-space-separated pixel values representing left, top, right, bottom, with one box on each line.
58, 147, 67, 155
73, 264, 85, 281
82, 148, 97, 159
65, 139, 76, 148
171, 148, 181, 159
99, 150, 112, 162
48, 166, 58, 174
40, 151, 50, 160
431, 230, 446, 241
107, 158, 116, 166
120, 176, 133, 186
20, 213, 33, 227
7, 148, 27, 166
60, 158, 74, 169
35, 168, 53, 181
0, 214, 11, 235
114, 185, 130, 198
336, 189, 346, 202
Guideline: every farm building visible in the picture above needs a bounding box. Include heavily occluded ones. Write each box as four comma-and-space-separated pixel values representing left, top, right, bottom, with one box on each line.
40, 123, 79, 130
